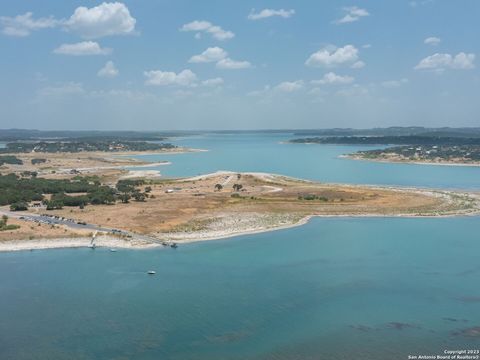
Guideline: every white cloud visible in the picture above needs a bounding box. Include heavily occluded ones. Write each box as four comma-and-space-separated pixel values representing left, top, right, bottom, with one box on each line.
275, 80, 304, 92
189, 47, 227, 63
336, 84, 369, 97
65, 2, 136, 39
247, 85, 271, 97
202, 77, 224, 87
98, 61, 119, 78
247, 8, 295, 20
351, 60, 366, 69
189, 47, 251, 69
306, 45, 359, 68
37, 82, 85, 98
311, 72, 354, 85
180, 20, 234, 41
144, 69, 197, 86
216, 58, 252, 69
0, 12, 58, 37
53, 41, 112, 56
409, 0, 434, 8
424, 37, 441, 46
381, 78, 408, 88
335, 6, 369, 24
414, 52, 475, 71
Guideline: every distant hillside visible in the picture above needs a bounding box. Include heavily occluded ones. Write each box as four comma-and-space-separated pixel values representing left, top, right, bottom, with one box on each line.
290, 136, 480, 146
292, 127, 480, 138
0, 129, 190, 142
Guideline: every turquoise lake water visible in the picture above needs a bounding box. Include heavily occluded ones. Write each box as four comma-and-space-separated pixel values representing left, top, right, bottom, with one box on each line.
1, 133, 480, 359
135, 133, 480, 189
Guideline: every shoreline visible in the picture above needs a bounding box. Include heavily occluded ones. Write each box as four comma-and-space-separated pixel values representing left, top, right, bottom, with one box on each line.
0, 235, 161, 252
1, 170, 479, 253
343, 155, 480, 168
3, 209, 479, 252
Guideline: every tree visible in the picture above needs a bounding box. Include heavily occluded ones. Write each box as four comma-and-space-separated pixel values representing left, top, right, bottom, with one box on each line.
214, 184, 223, 191
145, 186, 152, 193
232, 184, 243, 192
133, 192, 146, 202
46, 200, 63, 210
10, 202, 28, 211
119, 193, 131, 204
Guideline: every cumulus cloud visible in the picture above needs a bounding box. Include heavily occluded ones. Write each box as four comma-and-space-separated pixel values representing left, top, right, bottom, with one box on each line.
53, 41, 112, 56
351, 60, 366, 69
36, 82, 85, 99
424, 36, 441, 46
189, 47, 251, 69
311, 72, 354, 85
216, 58, 252, 69
275, 80, 304, 92
306, 45, 360, 68
381, 78, 408, 88
335, 6, 369, 24
65, 2, 136, 38
336, 84, 369, 97
414, 52, 475, 71
247, 8, 295, 20
180, 20, 234, 41
189, 47, 227, 63
202, 77, 224, 87
409, 0, 434, 8
98, 61, 119, 78
144, 69, 197, 86
0, 12, 58, 37
1, 3, 136, 39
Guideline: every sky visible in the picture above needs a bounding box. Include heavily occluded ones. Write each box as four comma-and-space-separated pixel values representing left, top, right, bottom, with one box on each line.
0, 0, 479, 130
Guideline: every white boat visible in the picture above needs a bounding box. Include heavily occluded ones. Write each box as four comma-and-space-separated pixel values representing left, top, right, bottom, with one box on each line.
147, 270, 156, 275
109, 249, 117, 252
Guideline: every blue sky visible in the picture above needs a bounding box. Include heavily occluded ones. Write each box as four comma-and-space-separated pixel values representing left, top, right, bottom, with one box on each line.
0, 0, 479, 130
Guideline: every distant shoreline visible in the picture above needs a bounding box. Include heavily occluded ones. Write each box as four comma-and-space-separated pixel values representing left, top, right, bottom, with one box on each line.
343, 154, 480, 168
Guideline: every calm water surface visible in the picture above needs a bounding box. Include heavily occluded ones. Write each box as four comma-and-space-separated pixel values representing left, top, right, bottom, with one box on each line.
1, 133, 480, 359
135, 133, 480, 189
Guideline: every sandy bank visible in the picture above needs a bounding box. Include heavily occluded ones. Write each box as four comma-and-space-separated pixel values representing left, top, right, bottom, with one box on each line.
0, 235, 161, 252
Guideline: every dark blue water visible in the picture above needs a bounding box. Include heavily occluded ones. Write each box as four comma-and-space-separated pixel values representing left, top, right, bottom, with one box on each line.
1, 133, 480, 359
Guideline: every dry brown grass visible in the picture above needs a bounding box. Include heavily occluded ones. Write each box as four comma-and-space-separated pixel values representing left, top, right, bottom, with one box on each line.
38, 172, 459, 238
0, 217, 91, 242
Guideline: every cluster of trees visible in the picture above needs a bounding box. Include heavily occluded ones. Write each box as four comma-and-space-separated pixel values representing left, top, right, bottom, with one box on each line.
0, 215, 20, 231
298, 194, 329, 201
31, 158, 47, 165
0, 140, 176, 154
0, 155, 22, 166
0, 173, 152, 211
116, 179, 151, 203
4, 175, 154, 211
358, 145, 480, 162
214, 183, 244, 192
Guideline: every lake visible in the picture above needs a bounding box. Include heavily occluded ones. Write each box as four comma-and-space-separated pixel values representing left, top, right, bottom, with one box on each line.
1, 132, 479, 359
